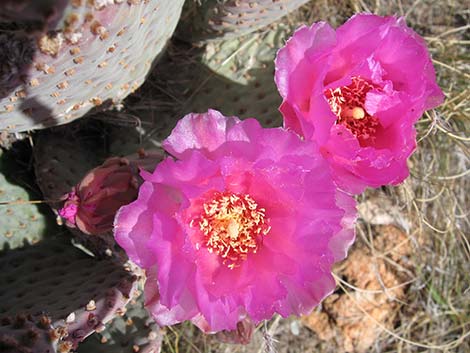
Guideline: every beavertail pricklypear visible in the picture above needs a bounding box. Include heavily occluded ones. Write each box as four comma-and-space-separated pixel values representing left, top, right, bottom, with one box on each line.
0, 0, 185, 132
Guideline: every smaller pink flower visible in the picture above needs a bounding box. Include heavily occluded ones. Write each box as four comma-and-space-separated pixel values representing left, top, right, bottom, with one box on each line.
114, 110, 356, 332
275, 14, 444, 193
59, 150, 163, 235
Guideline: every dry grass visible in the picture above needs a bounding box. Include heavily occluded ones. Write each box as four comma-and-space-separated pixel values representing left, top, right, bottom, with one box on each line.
129, 1, 469, 352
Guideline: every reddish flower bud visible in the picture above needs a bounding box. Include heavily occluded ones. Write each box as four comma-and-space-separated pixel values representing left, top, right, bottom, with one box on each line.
59, 150, 163, 235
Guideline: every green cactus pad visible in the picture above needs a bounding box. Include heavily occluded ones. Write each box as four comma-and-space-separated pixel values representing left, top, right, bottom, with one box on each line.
181, 24, 293, 127
201, 23, 290, 83
184, 66, 283, 127
0, 238, 138, 349
77, 291, 163, 353
0, 149, 53, 250
180, 0, 309, 42
0, 0, 185, 132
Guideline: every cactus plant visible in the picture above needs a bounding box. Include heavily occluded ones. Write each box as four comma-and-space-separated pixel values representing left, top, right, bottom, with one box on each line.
0, 6, 305, 352
0, 1, 459, 352
58, 151, 164, 235
32, 128, 116, 257
0, 0, 185, 133
100, 11, 301, 156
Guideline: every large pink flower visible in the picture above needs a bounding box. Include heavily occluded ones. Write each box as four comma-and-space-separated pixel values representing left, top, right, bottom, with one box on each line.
114, 110, 356, 332
275, 14, 444, 193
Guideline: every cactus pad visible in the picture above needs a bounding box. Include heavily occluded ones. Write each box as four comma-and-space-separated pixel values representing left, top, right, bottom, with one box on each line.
0, 238, 138, 349
185, 67, 283, 127
0, 149, 52, 250
182, 24, 293, 127
0, 0, 185, 132
0, 314, 66, 353
77, 291, 163, 353
34, 131, 101, 205
180, 0, 310, 41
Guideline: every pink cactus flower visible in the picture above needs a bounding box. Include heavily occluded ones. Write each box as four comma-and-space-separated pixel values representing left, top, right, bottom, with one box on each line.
114, 110, 356, 332
59, 151, 163, 235
275, 14, 444, 193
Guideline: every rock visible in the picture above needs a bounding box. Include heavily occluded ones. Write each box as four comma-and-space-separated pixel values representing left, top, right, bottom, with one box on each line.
302, 225, 413, 353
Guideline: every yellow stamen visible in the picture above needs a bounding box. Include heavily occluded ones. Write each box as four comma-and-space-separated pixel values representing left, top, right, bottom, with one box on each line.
192, 191, 270, 269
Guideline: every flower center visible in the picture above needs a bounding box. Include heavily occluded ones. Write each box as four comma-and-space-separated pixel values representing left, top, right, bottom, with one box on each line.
191, 191, 271, 269
325, 76, 380, 146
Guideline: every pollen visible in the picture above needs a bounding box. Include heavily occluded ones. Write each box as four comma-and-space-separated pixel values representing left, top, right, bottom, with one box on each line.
325, 76, 380, 146
191, 191, 271, 269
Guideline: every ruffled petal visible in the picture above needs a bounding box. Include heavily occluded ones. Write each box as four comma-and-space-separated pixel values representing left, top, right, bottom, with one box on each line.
163, 109, 240, 158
